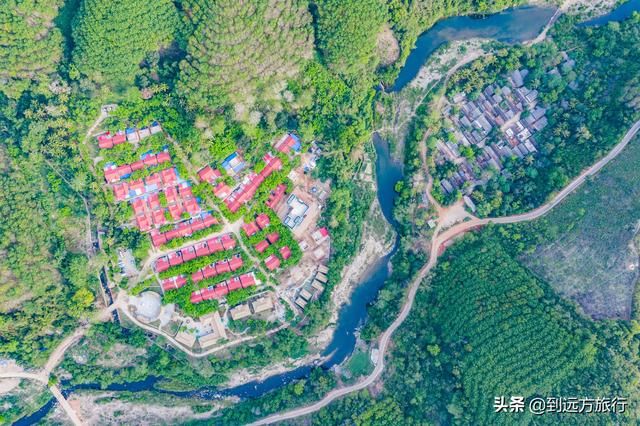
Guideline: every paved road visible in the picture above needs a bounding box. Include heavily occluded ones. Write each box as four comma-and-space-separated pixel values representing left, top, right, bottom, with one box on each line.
249, 119, 640, 425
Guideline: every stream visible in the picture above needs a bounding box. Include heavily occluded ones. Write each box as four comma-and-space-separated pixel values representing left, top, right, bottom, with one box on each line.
14, 2, 640, 424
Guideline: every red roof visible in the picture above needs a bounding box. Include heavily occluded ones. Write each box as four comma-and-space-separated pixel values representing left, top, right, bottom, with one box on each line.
162, 276, 186, 292
197, 166, 221, 183
168, 251, 183, 266
256, 213, 270, 230
143, 155, 158, 167
266, 232, 280, 244
169, 204, 183, 221
191, 218, 205, 232
275, 134, 299, 154
161, 168, 178, 186
220, 234, 236, 250
129, 179, 145, 195
132, 198, 146, 215
195, 241, 210, 257
181, 246, 197, 262
148, 193, 160, 210
136, 214, 152, 231
155, 256, 170, 272
207, 237, 223, 253
151, 231, 167, 247
112, 133, 126, 144
215, 260, 231, 274
156, 151, 171, 163
255, 240, 269, 253
239, 273, 256, 288
319, 227, 329, 237
131, 160, 145, 171
213, 183, 231, 199
242, 222, 259, 237
184, 198, 200, 216
279, 246, 292, 260
264, 254, 281, 271
225, 198, 242, 213
202, 214, 217, 228
227, 277, 242, 291
202, 265, 217, 279
152, 209, 166, 225
266, 184, 287, 209
229, 255, 243, 271
192, 270, 205, 283
113, 183, 128, 201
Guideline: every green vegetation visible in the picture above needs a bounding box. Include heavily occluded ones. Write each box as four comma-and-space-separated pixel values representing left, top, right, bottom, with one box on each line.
453, 16, 640, 216
72, 0, 180, 88
178, 0, 314, 116
0, 0, 64, 98
308, 232, 640, 425
315, 0, 387, 78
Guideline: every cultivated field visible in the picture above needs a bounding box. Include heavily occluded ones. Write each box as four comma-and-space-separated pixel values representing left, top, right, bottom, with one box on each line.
517, 136, 640, 319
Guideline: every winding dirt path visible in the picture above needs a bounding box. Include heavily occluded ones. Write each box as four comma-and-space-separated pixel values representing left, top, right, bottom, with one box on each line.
249, 120, 640, 425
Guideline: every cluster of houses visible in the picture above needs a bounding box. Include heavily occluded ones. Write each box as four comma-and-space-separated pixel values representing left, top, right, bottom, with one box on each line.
190, 272, 257, 304
160, 254, 244, 291
149, 213, 218, 247
242, 213, 292, 271
130, 182, 204, 232
437, 67, 553, 198
154, 233, 237, 273
97, 122, 162, 149
112, 167, 178, 201
229, 295, 275, 321
103, 151, 171, 183
295, 265, 328, 310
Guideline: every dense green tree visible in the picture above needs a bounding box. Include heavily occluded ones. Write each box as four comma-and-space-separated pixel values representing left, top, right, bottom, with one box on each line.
0, 0, 64, 98
178, 0, 314, 115
71, 0, 180, 87
315, 0, 387, 78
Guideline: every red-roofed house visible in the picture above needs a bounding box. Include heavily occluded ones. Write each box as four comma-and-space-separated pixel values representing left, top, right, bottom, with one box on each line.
266, 232, 280, 244
113, 183, 128, 201
242, 221, 259, 237
152, 209, 166, 226
194, 241, 210, 257
229, 255, 243, 271
255, 240, 269, 253
168, 251, 183, 266
168, 204, 183, 221
266, 184, 287, 209
192, 270, 205, 283
279, 246, 292, 260
202, 265, 217, 279
145, 173, 162, 188
256, 213, 270, 230
143, 155, 158, 167
312, 227, 330, 243
112, 132, 127, 145
202, 214, 218, 228
162, 276, 186, 292
131, 160, 145, 171
155, 256, 170, 272
213, 183, 231, 199
161, 168, 178, 186
215, 260, 231, 274
207, 237, 223, 253
98, 133, 114, 149
181, 246, 197, 262
151, 231, 167, 247
148, 193, 160, 210
132, 198, 146, 216
165, 186, 178, 204
220, 234, 236, 250
136, 214, 152, 232
227, 277, 242, 291
239, 273, 256, 288
156, 151, 171, 163
129, 179, 145, 197
184, 198, 200, 216
264, 255, 281, 271
190, 218, 205, 232
198, 166, 221, 184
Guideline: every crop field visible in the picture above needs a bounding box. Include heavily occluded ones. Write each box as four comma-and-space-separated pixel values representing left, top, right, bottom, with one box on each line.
515, 136, 640, 319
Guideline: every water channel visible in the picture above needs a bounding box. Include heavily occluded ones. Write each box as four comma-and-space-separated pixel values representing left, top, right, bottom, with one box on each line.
14, 2, 640, 423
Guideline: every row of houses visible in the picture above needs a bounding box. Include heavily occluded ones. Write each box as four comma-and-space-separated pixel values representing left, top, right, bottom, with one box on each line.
191, 254, 244, 284
295, 265, 328, 309
103, 151, 171, 183
130, 181, 203, 232
190, 273, 257, 304
112, 167, 179, 201
97, 122, 162, 149
154, 233, 236, 272
149, 213, 218, 247
242, 213, 271, 237
213, 152, 283, 213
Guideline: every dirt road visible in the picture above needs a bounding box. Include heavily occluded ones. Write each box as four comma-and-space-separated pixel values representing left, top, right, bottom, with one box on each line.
249, 120, 640, 425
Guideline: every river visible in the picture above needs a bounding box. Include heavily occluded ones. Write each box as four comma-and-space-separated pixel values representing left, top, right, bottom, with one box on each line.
13, 2, 640, 424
